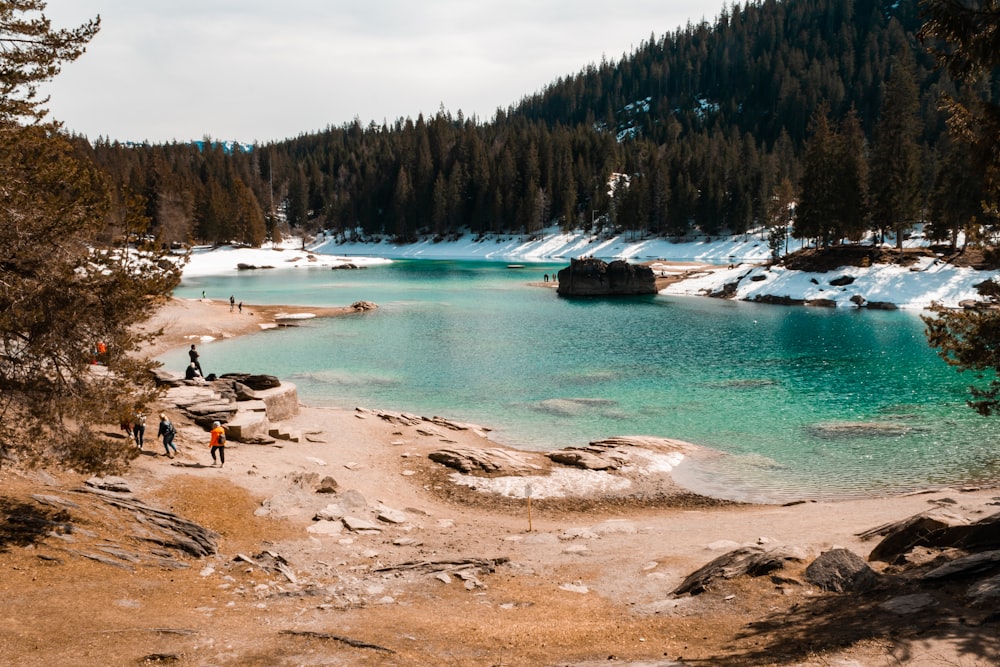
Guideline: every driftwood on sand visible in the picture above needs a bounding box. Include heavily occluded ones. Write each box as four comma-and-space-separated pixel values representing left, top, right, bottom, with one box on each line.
279, 630, 395, 653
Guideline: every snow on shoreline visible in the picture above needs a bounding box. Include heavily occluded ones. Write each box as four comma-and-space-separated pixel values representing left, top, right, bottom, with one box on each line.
179, 229, 999, 310
660, 255, 993, 309
179, 241, 392, 278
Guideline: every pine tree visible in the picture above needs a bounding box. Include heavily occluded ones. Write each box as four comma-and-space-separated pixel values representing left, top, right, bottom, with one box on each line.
286, 165, 309, 228
928, 138, 983, 249
921, 0, 1000, 416
795, 108, 838, 245
919, 0, 1000, 215
391, 165, 414, 241
0, 2, 180, 470
0, 1, 99, 124
869, 54, 922, 248
431, 171, 448, 236
0, 125, 179, 470
835, 109, 870, 242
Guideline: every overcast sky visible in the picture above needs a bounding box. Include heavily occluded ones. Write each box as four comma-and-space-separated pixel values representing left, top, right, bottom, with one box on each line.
40, 1, 723, 145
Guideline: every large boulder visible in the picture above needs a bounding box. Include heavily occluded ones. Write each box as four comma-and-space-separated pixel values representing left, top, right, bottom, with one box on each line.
556, 258, 656, 296
253, 382, 299, 421
805, 548, 880, 593
673, 545, 808, 596
866, 509, 973, 564
225, 409, 272, 442
220, 373, 282, 391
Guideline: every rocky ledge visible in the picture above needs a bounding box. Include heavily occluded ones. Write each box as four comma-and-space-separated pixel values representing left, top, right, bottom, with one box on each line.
152, 370, 300, 444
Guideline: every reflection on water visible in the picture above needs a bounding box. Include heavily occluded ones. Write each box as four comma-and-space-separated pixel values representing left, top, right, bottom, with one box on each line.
165, 260, 1000, 502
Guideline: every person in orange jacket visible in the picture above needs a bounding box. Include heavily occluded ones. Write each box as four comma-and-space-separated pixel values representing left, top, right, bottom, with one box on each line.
209, 420, 226, 467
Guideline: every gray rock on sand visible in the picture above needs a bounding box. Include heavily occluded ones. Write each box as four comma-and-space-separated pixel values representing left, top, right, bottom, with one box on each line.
865, 508, 972, 564
85, 477, 131, 493
342, 516, 382, 533
673, 545, 808, 596
307, 521, 343, 536
880, 593, 937, 615
314, 504, 346, 522
805, 548, 879, 593
428, 447, 541, 474
338, 489, 368, 511
376, 505, 408, 524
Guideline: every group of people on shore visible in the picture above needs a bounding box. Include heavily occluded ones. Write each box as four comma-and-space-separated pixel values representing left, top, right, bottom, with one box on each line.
179, 344, 227, 464
120, 402, 183, 458
123, 341, 228, 465
133, 411, 224, 465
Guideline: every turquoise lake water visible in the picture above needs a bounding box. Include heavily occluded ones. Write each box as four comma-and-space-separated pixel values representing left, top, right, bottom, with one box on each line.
163, 259, 1000, 502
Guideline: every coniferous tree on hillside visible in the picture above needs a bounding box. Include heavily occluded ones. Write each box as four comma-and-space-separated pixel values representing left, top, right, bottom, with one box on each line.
0, 1, 180, 470
836, 109, 871, 242
869, 52, 923, 248
921, 0, 1000, 416
795, 105, 870, 245
73, 0, 993, 251
927, 137, 983, 249
919, 0, 1000, 219
796, 108, 840, 245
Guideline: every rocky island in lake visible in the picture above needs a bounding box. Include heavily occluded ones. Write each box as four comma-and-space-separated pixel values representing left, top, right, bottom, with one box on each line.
556, 257, 657, 296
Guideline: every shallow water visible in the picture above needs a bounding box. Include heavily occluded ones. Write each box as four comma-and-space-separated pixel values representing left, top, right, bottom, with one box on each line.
165, 260, 1000, 502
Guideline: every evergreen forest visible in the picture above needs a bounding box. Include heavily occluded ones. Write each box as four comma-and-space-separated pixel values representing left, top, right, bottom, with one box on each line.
75, 0, 1000, 252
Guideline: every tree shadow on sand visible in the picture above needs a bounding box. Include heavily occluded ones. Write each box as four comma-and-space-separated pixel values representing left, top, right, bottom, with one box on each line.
703, 573, 1000, 666
0, 497, 72, 553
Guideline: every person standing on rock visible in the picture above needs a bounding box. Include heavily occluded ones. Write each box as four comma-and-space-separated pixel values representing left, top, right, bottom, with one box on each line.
158, 413, 178, 458
209, 420, 226, 467
188, 344, 202, 375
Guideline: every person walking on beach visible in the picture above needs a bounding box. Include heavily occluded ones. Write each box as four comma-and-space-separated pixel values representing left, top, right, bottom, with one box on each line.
229, 295, 235, 312
209, 420, 226, 467
133, 409, 147, 449
158, 413, 178, 458
188, 344, 202, 374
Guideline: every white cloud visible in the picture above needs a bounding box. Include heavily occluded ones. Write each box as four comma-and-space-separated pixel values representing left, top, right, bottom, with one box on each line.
39, 0, 722, 143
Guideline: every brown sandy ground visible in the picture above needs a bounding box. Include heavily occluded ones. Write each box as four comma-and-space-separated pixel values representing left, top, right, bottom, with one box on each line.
1, 298, 999, 666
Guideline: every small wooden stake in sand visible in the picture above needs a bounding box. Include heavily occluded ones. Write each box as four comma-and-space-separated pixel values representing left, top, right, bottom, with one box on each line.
525, 483, 533, 532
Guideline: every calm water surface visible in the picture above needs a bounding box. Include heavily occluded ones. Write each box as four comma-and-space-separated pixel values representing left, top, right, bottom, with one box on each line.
164, 260, 1000, 502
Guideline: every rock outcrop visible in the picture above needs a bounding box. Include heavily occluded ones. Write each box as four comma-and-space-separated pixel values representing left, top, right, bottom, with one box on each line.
154, 370, 299, 442
673, 545, 808, 596
428, 447, 541, 475
556, 258, 657, 296
862, 508, 1000, 564
805, 548, 880, 593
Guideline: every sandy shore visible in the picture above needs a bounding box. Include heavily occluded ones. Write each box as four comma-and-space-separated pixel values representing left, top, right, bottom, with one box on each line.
2, 295, 998, 666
